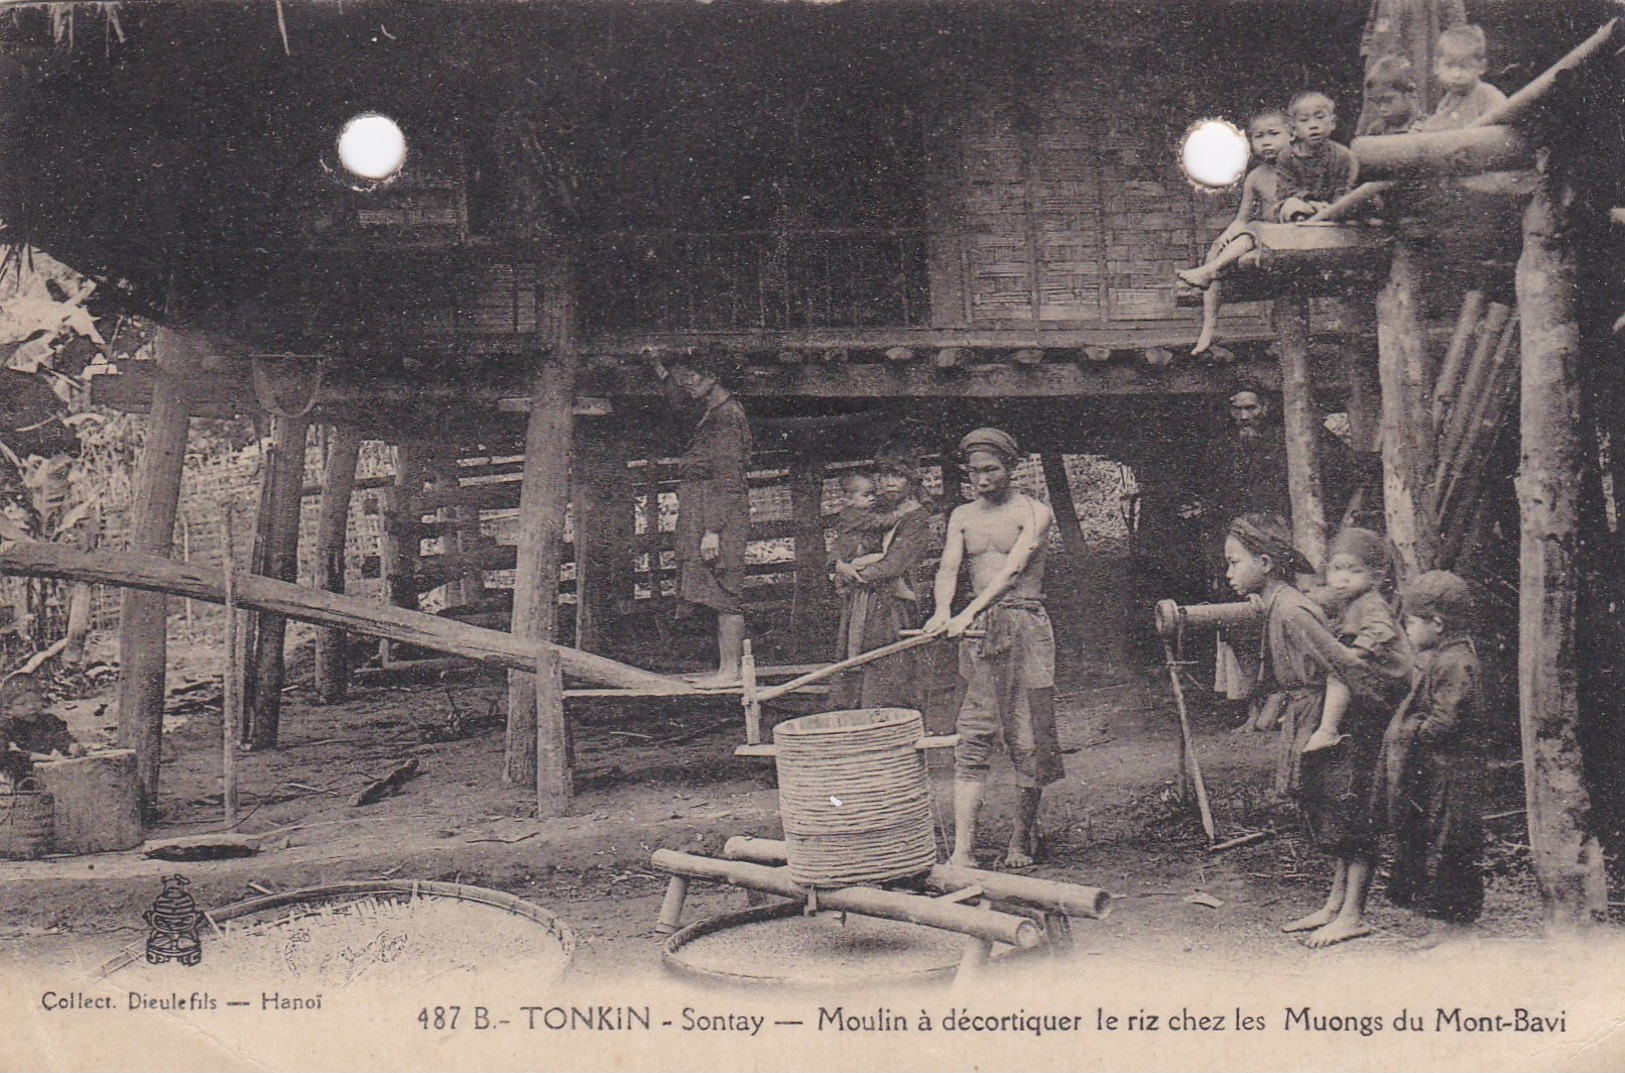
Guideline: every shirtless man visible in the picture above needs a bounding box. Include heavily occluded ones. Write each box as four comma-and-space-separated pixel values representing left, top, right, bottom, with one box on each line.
923, 428, 1061, 869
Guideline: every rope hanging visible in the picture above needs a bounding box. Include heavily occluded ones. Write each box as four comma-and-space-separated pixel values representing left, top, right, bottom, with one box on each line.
774, 708, 937, 888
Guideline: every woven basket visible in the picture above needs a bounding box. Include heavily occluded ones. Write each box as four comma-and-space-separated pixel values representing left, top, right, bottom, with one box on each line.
0, 781, 55, 861
774, 708, 937, 888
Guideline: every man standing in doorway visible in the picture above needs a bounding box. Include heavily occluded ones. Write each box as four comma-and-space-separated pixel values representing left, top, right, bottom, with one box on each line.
650, 349, 752, 689
923, 428, 1061, 869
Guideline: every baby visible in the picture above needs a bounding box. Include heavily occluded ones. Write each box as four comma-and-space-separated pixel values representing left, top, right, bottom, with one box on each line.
1276, 91, 1358, 223
1415, 25, 1505, 132
829, 472, 894, 584
1177, 109, 1293, 355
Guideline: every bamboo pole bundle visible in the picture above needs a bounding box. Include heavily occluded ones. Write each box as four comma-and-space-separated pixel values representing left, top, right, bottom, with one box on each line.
1431, 291, 1487, 432
1436, 314, 1520, 528
1433, 302, 1512, 494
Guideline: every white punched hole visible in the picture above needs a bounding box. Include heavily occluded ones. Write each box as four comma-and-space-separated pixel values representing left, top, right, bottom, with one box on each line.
1180, 118, 1249, 189
337, 112, 407, 182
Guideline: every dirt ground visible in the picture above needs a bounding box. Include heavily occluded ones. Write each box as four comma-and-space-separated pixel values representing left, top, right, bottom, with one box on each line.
0, 560, 1555, 991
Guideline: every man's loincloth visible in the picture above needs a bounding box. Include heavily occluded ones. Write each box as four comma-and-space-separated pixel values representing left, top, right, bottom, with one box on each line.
954, 596, 1064, 788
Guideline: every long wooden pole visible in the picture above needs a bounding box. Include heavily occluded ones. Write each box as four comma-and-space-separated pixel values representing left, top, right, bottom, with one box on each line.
1374, 242, 1436, 581
1351, 125, 1531, 181
1041, 451, 1088, 561
313, 425, 362, 703
1275, 296, 1327, 570
242, 410, 311, 748
1162, 638, 1216, 842
649, 849, 1042, 948
220, 508, 240, 826
0, 543, 687, 691
1435, 303, 1513, 492
506, 250, 580, 788
116, 325, 200, 820
1514, 164, 1607, 929
1431, 291, 1489, 432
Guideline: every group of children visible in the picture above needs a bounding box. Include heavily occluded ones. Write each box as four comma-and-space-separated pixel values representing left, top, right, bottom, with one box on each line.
1224, 513, 1486, 948
1179, 23, 1505, 356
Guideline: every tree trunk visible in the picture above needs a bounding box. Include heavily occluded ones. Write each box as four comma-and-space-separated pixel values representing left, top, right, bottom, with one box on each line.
506, 252, 580, 788
313, 425, 362, 703
1375, 242, 1437, 581
241, 411, 310, 749
1275, 297, 1327, 570
116, 325, 200, 820
1514, 167, 1607, 930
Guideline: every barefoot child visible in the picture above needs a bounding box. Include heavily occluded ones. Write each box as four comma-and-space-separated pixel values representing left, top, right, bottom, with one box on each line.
1383, 570, 1486, 933
1224, 515, 1410, 948
1177, 110, 1293, 355
1275, 91, 1358, 222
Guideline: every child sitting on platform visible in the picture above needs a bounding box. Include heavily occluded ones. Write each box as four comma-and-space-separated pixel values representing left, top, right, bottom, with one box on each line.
1415, 25, 1506, 132
1177, 109, 1293, 355
1276, 91, 1358, 222
1359, 55, 1421, 136
1383, 570, 1486, 935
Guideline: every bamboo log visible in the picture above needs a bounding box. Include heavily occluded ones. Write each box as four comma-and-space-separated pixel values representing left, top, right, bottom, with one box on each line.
507, 249, 581, 789
1153, 597, 1263, 639
1275, 297, 1327, 570
314, 426, 362, 703
1437, 314, 1519, 526
117, 325, 201, 819
1375, 242, 1437, 580
649, 849, 1042, 948
721, 837, 1111, 919
1431, 291, 1489, 432
1514, 170, 1608, 928
1314, 19, 1619, 224
242, 410, 311, 749
1434, 303, 1513, 493
1351, 126, 1531, 181
0, 543, 689, 692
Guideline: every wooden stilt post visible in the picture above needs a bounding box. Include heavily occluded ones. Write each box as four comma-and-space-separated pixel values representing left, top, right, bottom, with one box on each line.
1337, 296, 1381, 453
378, 441, 425, 663
241, 411, 311, 748
535, 645, 571, 814
505, 251, 580, 790
116, 325, 200, 820
787, 435, 828, 642
313, 426, 362, 703
573, 417, 630, 653
1041, 451, 1088, 560
1374, 243, 1438, 581
1275, 297, 1327, 571
1514, 163, 1607, 929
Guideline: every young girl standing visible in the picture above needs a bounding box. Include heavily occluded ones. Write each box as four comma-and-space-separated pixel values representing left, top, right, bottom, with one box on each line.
1224, 515, 1411, 948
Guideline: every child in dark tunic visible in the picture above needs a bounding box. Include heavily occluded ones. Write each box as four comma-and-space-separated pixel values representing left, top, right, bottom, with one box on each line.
1384, 570, 1486, 929
1225, 515, 1410, 948
1276, 92, 1358, 222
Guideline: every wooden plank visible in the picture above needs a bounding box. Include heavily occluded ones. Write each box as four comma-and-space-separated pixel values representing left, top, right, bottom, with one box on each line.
0, 543, 689, 693
1514, 170, 1608, 929
242, 410, 311, 749
1275, 297, 1327, 571
314, 426, 362, 703
116, 325, 201, 820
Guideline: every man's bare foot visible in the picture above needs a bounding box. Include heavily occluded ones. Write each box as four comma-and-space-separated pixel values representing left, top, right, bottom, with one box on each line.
1303, 919, 1372, 948
1177, 267, 1214, 290
688, 672, 741, 691
947, 851, 979, 870
1301, 728, 1347, 753
1232, 720, 1261, 735
1281, 906, 1337, 933
1002, 828, 1042, 870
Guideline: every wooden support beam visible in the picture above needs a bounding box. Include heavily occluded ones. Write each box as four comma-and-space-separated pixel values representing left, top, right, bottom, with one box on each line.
1514, 167, 1608, 929
1274, 297, 1327, 571
506, 251, 581, 790
0, 543, 686, 691
380, 443, 426, 614
1374, 243, 1437, 581
535, 646, 571, 815
241, 411, 311, 749
1040, 452, 1087, 560
788, 437, 829, 641
1432, 291, 1489, 432
313, 426, 362, 703
116, 326, 201, 819
1351, 126, 1532, 181
1337, 296, 1381, 453
573, 418, 632, 652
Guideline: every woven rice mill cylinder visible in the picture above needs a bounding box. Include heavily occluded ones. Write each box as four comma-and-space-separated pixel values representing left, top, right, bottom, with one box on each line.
773, 708, 937, 887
